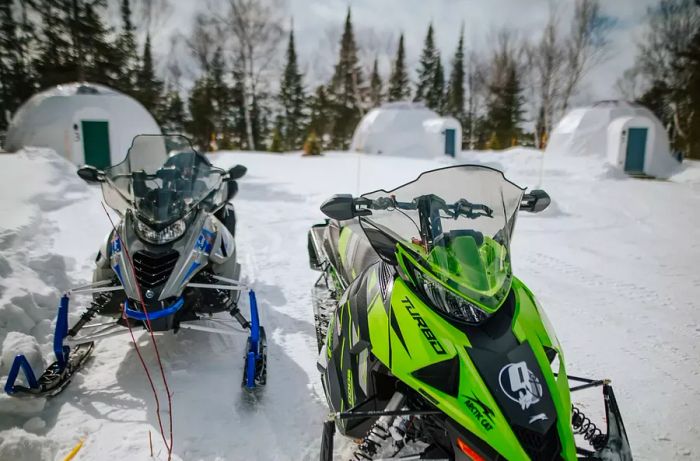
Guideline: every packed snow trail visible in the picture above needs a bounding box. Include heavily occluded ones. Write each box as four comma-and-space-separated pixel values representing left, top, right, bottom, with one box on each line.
0, 148, 699, 460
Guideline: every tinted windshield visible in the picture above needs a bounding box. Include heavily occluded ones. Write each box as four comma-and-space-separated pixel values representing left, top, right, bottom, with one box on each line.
102, 135, 225, 225
359, 165, 525, 309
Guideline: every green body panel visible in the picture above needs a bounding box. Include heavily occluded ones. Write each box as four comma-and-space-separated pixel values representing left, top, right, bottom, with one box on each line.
366, 276, 577, 460
338, 227, 354, 278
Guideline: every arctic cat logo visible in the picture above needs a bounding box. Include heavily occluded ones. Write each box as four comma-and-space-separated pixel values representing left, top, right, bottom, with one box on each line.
498, 361, 543, 410
401, 297, 446, 355
465, 394, 495, 431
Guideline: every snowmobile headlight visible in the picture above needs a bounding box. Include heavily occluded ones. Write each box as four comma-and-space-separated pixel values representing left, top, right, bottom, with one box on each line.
135, 218, 187, 244
418, 273, 490, 325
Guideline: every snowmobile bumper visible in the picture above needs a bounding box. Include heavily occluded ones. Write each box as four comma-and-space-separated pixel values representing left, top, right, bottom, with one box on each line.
4, 295, 94, 397
576, 384, 633, 461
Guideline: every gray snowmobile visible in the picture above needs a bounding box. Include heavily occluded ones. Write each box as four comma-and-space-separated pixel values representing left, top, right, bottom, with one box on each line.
4, 134, 266, 397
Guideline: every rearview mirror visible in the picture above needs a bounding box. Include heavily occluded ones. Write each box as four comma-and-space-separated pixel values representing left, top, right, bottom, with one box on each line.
520, 189, 551, 213
321, 194, 356, 221
77, 165, 104, 184
227, 165, 247, 180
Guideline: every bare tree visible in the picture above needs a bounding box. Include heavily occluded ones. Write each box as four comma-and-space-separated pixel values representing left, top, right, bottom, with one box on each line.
185, 13, 220, 73
615, 67, 645, 101
209, 0, 285, 149
466, 50, 488, 150
635, 0, 700, 86
560, 0, 612, 114
525, 5, 565, 147
356, 27, 396, 74
134, 0, 174, 36
628, 0, 700, 152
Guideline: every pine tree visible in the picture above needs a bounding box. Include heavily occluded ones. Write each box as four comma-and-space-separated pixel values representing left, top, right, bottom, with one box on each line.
445, 29, 466, 125
414, 23, 437, 103
388, 34, 410, 101
0, 0, 35, 129
327, 8, 363, 149
187, 75, 214, 151
249, 93, 267, 150
32, 0, 119, 87
485, 65, 524, 149
308, 85, 330, 146
369, 57, 383, 107
33, 1, 77, 87
135, 34, 163, 116
230, 62, 248, 148
269, 115, 284, 152
673, 23, 700, 159
209, 47, 233, 148
79, 0, 120, 85
114, 0, 138, 95
426, 53, 444, 112
159, 87, 187, 134
278, 29, 306, 151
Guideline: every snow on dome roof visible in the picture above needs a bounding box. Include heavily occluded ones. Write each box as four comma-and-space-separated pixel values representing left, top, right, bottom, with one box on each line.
36, 82, 121, 98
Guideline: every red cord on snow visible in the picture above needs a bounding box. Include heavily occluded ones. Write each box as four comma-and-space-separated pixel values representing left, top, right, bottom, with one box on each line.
101, 203, 174, 460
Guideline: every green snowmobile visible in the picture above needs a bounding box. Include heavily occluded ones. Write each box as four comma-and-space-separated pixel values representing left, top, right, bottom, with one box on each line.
308, 165, 632, 461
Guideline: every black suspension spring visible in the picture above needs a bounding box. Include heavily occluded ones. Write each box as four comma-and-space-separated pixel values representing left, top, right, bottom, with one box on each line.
68, 301, 103, 337
571, 405, 607, 450
351, 420, 392, 460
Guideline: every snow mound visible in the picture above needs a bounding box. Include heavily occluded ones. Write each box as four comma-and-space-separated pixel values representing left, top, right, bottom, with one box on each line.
0, 428, 57, 460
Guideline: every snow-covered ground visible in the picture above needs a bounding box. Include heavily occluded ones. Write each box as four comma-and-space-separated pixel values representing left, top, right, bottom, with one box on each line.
0, 147, 698, 460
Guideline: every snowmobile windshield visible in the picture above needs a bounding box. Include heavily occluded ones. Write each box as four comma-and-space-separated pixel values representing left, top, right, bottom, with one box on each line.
102, 135, 226, 226
359, 165, 525, 312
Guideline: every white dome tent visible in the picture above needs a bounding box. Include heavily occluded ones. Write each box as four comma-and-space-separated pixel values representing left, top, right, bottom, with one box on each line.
350, 102, 462, 158
545, 100, 679, 179
5, 82, 161, 168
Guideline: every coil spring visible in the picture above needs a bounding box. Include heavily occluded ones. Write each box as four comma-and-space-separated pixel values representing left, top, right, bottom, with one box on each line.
571, 405, 607, 450
351, 421, 392, 460
68, 301, 103, 337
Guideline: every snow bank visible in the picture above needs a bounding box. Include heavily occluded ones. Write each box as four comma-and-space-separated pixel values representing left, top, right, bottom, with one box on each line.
0, 428, 57, 460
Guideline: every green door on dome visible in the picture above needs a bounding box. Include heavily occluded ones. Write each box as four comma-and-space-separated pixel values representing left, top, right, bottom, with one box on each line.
81, 120, 111, 169
624, 127, 647, 174
445, 129, 456, 157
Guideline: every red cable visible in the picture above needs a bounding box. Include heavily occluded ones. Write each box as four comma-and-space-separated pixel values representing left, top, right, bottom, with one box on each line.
102, 203, 174, 459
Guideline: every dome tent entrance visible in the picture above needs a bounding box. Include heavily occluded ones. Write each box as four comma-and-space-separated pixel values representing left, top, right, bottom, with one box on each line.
545, 100, 679, 179
350, 102, 462, 158
5, 82, 161, 168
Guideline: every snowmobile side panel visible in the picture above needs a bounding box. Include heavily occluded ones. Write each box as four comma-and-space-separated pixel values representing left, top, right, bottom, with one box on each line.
357, 277, 579, 460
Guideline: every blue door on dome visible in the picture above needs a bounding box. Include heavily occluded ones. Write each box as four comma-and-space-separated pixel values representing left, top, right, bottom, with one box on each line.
624, 128, 647, 174
445, 129, 456, 157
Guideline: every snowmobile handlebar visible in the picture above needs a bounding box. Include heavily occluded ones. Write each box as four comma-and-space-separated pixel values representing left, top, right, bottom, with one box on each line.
357, 194, 494, 220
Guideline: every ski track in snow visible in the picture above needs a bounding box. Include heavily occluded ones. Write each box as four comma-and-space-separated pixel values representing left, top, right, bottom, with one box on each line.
0, 148, 699, 460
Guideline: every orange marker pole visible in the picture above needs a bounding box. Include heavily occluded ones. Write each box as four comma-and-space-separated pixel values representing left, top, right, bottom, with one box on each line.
62, 438, 84, 461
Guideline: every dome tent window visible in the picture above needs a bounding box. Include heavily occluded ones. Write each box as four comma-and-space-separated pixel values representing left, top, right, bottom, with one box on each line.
5, 82, 160, 166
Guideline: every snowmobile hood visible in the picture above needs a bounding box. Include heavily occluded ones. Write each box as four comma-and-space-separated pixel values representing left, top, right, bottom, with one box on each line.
365, 275, 577, 460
